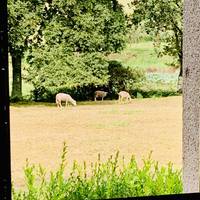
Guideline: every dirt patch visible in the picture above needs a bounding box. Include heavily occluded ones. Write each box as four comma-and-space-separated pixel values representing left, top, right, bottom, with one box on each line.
11, 96, 182, 188
146, 66, 179, 73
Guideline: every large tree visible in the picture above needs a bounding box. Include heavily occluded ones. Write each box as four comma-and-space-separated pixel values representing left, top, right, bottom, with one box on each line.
131, 0, 183, 77
26, 0, 128, 100
8, 0, 48, 100
47, 0, 126, 53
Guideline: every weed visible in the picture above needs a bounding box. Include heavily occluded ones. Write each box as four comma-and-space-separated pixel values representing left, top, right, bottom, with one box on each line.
12, 142, 183, 200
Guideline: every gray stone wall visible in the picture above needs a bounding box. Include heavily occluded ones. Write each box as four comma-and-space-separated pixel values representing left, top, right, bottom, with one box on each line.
183, 0, 200, 193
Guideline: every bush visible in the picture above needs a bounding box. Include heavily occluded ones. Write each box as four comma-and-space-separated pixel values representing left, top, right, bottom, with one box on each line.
126, 24, 152, 44
12, 143, 183, 200
27, 57, 145, 101
132, 72, 179, 98
132, 81, 178, 98
10, 95, 23, 103
107, 60, 146, 99
26, 49, 110, 101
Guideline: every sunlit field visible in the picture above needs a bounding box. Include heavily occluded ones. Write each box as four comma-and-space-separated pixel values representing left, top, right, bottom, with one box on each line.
11, 96, 182, 188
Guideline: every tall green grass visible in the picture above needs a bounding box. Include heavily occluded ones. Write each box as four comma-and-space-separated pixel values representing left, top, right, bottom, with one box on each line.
12, 143, 183, 200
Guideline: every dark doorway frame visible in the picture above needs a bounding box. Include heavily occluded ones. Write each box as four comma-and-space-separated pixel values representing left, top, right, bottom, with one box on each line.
1, 0, 200, 200
0, 0, 12, 199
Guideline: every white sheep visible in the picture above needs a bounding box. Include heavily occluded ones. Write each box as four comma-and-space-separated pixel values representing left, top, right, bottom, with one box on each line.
118, 91, 131, 103
55, 93, 76, 107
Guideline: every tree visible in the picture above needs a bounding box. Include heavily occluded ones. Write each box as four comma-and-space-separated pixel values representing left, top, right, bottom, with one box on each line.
27, 46, 110, 100
41, 0, 127, 53
26, 0, 128, 101
8, 0, 48, 100
131, 0, 183, 77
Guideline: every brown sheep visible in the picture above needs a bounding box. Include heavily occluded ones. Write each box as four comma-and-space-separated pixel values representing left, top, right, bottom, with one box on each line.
94, 90, 108, 101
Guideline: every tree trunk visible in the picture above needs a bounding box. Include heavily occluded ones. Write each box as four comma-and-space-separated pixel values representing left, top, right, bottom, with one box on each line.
183, 0, 200, 192
11, 53, 22, 100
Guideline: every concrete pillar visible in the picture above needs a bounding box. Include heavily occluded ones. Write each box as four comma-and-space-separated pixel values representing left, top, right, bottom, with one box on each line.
183, 0, 200, 193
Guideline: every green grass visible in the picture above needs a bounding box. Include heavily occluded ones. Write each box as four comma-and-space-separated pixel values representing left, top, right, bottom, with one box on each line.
108, 41, 174, 69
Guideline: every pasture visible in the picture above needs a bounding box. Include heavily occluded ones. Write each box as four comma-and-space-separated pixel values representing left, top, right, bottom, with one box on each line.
108, 42, 175, 70
11, 96, 182, 188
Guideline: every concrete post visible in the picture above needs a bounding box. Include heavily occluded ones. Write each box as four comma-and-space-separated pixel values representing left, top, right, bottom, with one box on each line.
183, 0, 200, 193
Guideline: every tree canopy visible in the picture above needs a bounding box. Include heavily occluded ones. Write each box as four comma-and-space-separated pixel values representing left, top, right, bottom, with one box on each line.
26, 0, 128, 100
131, 0, 183, 76
8, 0, 47, 100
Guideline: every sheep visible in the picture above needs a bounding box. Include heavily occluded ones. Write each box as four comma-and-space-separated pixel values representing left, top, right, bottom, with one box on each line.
55, 93, 76, 107
94, 90, 108, 101
118, 91, 131, 103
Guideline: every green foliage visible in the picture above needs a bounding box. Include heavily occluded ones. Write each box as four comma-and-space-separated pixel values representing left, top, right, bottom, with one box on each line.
10, 95, 23, 103
47, 0, 127, 53
8, 0, 30, 55
26, 54, 145, 101
8, 0, 47, 100
13, 41, 178, 100
131, 0, 183, 68
134, 87, 178, 99
12, 143, 183, 199
108, 60, 145, 98
26, 44, 110, 101
126, 24, 152, 44
133, 72, 179, 98
8, 0, 48, 56
25, 0, 128, 101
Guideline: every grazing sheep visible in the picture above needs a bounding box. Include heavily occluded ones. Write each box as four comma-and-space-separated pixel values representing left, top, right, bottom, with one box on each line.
56, 93, 76, 107
94, 90, 108, 101
118, 91, 131, 103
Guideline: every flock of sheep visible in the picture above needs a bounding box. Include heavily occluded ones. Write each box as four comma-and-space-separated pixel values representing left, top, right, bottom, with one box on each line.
55, 90, 132, 107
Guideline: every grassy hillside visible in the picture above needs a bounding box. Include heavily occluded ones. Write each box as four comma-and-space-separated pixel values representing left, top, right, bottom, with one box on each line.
107, 41, 174, 70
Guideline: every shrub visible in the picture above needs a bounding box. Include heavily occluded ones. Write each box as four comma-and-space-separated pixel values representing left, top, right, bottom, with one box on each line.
126, 24, 152, 44
10, 95, 23, 103
107, 60, 146, 99
26, 58, 146, 101
26, 49, 110, 101
132, 72, 179, 98
12, 143, 183, 200
133, 81, 178, 98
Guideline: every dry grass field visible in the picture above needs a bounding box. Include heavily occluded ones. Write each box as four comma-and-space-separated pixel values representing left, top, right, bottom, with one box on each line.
11, 96, 182, 188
